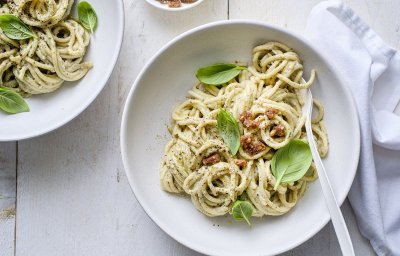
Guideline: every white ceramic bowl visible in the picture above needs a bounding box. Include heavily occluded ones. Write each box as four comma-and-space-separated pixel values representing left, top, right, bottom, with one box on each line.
0, 0, 124, 141
121, 20, 360, 256
145, 0, 205, 11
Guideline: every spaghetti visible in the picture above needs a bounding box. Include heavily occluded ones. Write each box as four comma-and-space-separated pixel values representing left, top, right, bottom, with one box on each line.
0, 0, 92, 96
160, 42, 329, 218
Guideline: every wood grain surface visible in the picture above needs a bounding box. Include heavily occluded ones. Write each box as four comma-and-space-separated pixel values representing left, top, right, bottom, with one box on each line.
2, 0, 400, 255
0, 143, 16, 256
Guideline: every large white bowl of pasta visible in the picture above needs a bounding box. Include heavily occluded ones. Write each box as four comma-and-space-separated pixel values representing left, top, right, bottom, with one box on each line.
121, 20, 360, 256
0, 0, 124, 141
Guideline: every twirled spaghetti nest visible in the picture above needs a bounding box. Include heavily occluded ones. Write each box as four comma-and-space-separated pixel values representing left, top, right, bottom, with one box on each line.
0, 1, 92, 96
160, 42, 329, 218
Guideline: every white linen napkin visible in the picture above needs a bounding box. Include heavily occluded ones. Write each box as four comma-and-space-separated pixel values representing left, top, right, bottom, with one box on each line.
305, 2, 400, 255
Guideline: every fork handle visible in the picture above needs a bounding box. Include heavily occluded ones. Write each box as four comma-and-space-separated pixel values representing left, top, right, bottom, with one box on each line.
305, 122, 355, 256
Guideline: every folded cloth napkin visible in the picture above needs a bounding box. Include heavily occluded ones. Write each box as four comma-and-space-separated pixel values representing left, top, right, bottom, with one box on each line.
305, 2, 400, 255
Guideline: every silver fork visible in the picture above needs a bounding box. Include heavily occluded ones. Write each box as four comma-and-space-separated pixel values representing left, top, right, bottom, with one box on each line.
301, 89, 355, 256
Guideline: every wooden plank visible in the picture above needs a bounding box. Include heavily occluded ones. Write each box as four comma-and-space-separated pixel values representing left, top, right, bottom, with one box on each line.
14, 0, 227, 255
0, 142, 16, 256
229, 0, 323, 33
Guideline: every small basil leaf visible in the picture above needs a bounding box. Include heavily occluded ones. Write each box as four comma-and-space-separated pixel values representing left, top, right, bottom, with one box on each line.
231, 200, 253, 226
271, 140, 313, 190
196, 64, 245, 85
0, 14, 35, 40
78, 1, 98, 33
0, 88, 29, 114
217, 109, 240, 155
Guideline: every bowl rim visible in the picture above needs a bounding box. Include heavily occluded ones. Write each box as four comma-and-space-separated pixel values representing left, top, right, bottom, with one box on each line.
120, 19, 361, 256
0, 0, 125, 142
145, 0, 205, 12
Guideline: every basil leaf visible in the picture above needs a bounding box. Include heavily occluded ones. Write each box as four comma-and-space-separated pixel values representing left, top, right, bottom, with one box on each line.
0, 88, 29, 114
271, 140, 313, 190
231, 200, 253, 226
217, 109, 240, 155
0, 14, 35, 40
78, 1, 98, 33
196, 64, 245, 85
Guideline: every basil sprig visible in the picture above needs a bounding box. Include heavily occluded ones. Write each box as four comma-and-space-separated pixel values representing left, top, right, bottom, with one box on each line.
231, 200, 253, 226
196, 64, 246, 85
217, 109, 240, 155
271, 140, 313, 190
0, 87, 29, 114
78, 1, 98, 33
0, 14, 35, 40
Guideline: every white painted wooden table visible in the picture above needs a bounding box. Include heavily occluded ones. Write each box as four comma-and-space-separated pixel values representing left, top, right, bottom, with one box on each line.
1, 0, 399, 255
